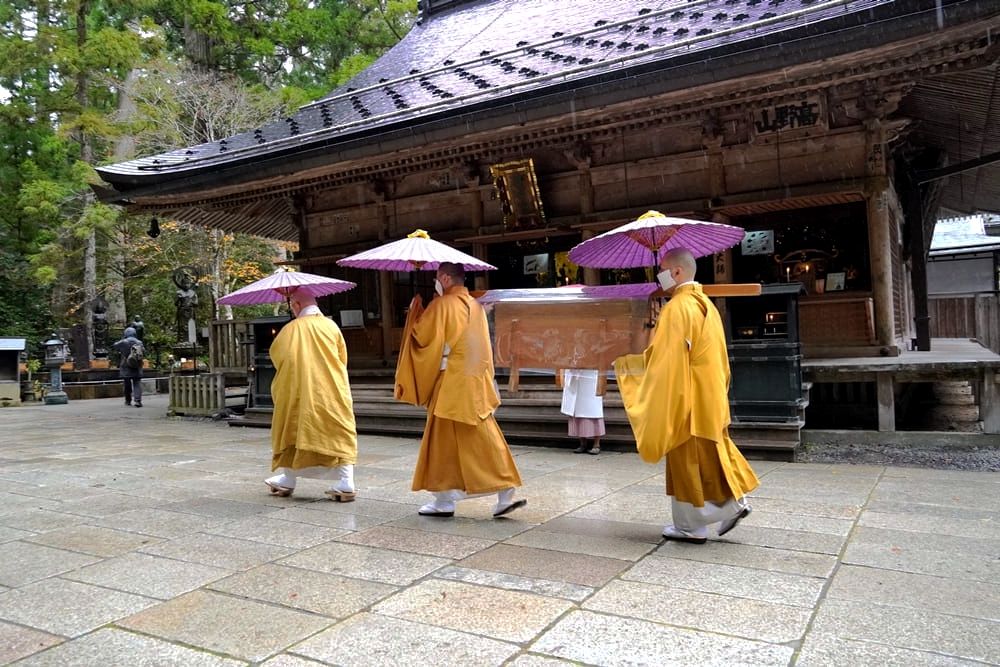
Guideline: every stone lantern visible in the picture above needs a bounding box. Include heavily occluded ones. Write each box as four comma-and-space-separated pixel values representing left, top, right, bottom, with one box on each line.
43, 333, 69, 405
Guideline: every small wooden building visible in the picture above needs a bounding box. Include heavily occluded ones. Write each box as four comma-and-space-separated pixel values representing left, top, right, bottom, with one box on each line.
95, 0, 1000, 434
928, 214, 1000, 352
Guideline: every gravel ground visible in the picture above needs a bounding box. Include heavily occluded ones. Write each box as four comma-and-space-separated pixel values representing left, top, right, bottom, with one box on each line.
797, 382, 1000, 472
797, 441, 1000, 472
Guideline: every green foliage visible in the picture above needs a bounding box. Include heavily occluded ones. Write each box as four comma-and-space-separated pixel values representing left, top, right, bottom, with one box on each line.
0, 0, 416, 351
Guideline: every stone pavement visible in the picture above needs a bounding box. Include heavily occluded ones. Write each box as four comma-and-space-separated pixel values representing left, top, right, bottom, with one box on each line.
1, 395, 998, 666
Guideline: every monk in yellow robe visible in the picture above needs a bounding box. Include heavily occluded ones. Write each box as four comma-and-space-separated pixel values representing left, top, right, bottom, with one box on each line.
265, 292, 358, 501
614, 248, 759, 543
395, 261, 526, 518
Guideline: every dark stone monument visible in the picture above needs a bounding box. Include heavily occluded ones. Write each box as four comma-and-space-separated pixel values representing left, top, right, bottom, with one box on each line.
92, 296, 109, 360
71, 324, 90, 370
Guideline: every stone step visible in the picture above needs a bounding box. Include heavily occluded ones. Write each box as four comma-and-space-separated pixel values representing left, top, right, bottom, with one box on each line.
236, 376, 805, 461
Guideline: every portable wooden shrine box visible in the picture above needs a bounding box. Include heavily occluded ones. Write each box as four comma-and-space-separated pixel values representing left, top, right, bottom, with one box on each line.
492, 296, 650, 394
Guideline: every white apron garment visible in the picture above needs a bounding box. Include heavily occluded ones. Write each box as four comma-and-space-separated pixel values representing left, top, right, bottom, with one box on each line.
560, 369, 605, 418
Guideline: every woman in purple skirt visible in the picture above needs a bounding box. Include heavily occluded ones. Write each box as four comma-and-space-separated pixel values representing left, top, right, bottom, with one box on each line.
561, 369, 605, 455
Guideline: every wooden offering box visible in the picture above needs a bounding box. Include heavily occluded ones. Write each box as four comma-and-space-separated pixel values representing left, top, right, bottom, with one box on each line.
493, 296, 649, 394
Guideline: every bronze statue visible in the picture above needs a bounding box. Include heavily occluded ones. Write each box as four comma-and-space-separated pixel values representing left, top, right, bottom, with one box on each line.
173, 266, 199, 344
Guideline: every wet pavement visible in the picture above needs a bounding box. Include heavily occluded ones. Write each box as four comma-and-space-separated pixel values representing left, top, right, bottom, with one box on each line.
1, 395, 998, 665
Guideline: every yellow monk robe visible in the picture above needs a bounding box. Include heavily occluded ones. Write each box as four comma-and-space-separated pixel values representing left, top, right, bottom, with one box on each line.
395, 286, 522, 494
614, 283, 759, 506
270, 313, 358, 471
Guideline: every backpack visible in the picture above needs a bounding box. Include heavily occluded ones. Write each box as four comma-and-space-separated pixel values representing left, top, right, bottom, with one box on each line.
125, 342, 144, 369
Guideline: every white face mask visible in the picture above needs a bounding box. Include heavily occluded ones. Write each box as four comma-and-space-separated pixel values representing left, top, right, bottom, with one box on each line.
434, 278, 445, 296
657, 268, 676, 291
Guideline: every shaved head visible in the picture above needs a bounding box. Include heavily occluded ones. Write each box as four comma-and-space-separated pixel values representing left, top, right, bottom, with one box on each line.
660, 248, 697, 281
289, 290, 318, 317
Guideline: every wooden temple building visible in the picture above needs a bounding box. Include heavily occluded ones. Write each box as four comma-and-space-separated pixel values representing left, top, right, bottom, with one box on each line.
95, 0, 1000, 443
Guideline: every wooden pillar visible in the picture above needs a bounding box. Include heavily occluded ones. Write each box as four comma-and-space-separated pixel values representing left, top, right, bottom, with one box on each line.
577, 158, 599, 286
981, 369, 1000, 435
467, 179, 489, 291
581, 229, 600, 286
865, 122, 897, 354
901, 166, 931, 351
379, 270, 394, 360
876, 373, 896, 431
375, 187, 395, 361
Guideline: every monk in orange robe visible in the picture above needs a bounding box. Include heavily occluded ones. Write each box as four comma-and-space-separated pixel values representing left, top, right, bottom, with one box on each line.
615, 248, 759, 543
265, 292, 358, 501
395, 261, 525, 518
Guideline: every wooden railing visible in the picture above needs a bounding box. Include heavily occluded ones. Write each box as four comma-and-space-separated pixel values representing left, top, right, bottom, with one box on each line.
210, 318, 251, 375
168, 373, 228, 416
164, 320, 252, 417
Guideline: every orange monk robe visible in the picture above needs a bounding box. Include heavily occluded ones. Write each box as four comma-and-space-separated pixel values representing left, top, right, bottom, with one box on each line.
270, 313, 358, 471
614, 283, 759, 506
395, 286, 522, 494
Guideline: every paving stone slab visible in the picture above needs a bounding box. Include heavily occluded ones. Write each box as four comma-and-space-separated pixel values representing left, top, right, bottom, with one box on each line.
0, 540, 99, 587
90, 507, 227, 538
0, 492, 60, 514
373, 578, 572, 643
119, 590, 333, 662
860, 509, 1000, 540
204, 516, 348, 549
260, 655, 328, 667
796, 631, 989, 667
531, 610, 793, 666
0, 619, 63, 664
157, 497, 283, 521
584, 579, 812, 643
871, 481, 1000, 511
209, 563, 398, 617
827, 564, 1000, 620
664, 540, 838, 578
26, 524, 160, 557
702, 524, 847, 555
0, 507, 86, 533
809, 599, 1000, 664
0, 578, 156, 637
0, 524, 37, 543
625, 555, 825, 608
290, 612, 518, 666
11, 627, 246, 666
504, 528, 658, 561
297, 496, 416, 520
434, 566, 594, 602
562, 495, 674, 524
457, 543, 630, 587
538, 516, 674, 543
738, 510, 854, 536
508, 656, 581, 666
339, 525, 497, 559
267, 506, 389, 531
279, 541, 450, 585
842, 541, 998, 583
139, 532, 293, 570
64, 552, 231, 599
849, 525, 1000, 559
747, 496, 861, 519
388, 513, 533, 541
865, 499, 1000, 523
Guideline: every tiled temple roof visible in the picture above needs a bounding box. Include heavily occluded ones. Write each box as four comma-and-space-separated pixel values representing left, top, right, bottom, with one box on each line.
931, 215, 1000, 255
98, 0, 916, 189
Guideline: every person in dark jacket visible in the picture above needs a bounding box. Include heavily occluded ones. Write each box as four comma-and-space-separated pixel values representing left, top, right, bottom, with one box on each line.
112, 327, 144, 407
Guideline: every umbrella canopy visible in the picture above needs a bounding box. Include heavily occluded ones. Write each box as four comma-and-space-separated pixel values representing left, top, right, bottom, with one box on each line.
217, 269, 356, 306
568, 211, 745, 268
337, 229, 496, 272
